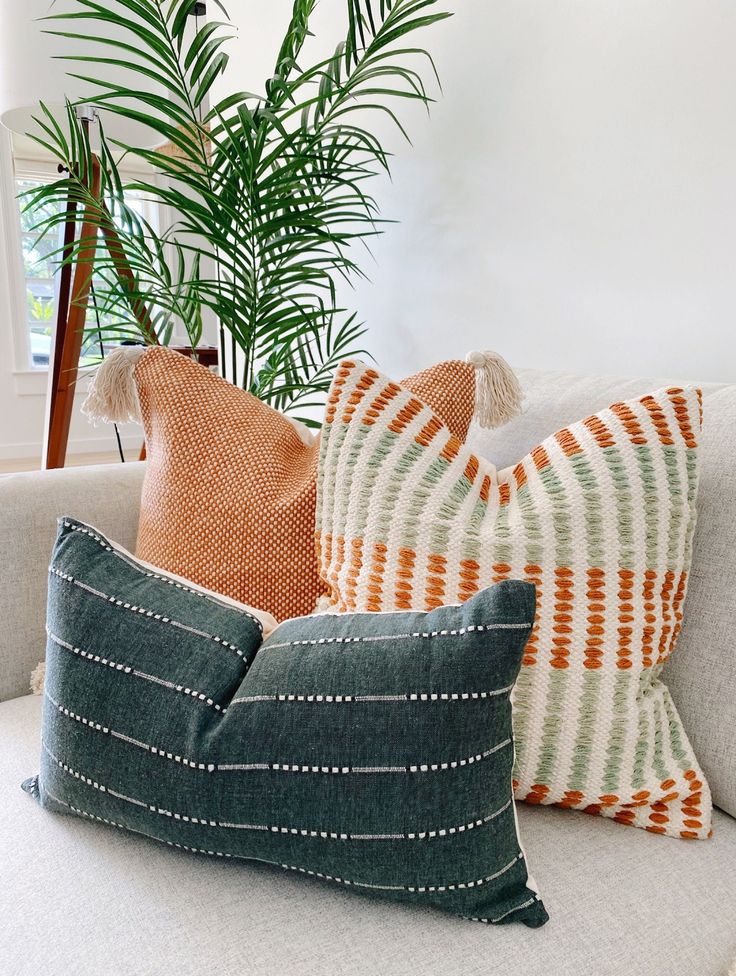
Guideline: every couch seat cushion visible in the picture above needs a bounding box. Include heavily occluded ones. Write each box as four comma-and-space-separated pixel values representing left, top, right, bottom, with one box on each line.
2, 694, 734, 976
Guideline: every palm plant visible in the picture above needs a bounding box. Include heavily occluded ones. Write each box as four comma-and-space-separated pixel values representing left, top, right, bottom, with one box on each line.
24, 0, 450, 423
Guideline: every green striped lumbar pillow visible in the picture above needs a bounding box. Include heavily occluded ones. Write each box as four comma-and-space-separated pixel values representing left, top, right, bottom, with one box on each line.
24, 518, 547, 928
316, 360, 713, 840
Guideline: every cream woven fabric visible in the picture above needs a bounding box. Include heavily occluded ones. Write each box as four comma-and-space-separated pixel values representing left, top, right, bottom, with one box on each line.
316, 360, 713, 839
134, 348, 479, 622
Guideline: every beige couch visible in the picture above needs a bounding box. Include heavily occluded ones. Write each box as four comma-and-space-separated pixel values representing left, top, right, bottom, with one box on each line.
1, 368, 735, 976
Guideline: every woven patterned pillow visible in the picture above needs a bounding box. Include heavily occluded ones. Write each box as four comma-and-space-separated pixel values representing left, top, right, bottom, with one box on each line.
25, 518, 547, 928
84, 347, 484, 623
316, 360, 713, 840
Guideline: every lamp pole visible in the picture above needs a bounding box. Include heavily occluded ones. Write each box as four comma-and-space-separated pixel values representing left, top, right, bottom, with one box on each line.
42, 106, 159, 469
42, 107, 100, 470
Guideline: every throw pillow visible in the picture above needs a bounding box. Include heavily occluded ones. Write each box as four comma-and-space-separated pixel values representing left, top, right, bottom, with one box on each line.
316, 360, 713, 840
24, 517, 547, 928
82, 347, 511, 623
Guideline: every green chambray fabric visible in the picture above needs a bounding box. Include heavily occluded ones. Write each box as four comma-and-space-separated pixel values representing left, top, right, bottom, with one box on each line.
24, 518, 547, 928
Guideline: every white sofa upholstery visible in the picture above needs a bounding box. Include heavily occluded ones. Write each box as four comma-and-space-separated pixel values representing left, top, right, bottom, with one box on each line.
0, 461, 147, 704
1, 369, 735, 975
2, 694, 735, 976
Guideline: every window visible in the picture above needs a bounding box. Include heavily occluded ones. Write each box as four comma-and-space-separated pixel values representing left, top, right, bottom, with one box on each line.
17, 177, 58, 368
15, 170, 159, 370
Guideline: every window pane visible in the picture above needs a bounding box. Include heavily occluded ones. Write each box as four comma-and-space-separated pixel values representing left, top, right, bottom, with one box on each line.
15, 176, 155, 370
16, 179, 60, 369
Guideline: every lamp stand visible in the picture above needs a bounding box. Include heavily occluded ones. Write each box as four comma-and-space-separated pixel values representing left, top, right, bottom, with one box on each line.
42, 141, 159, 469
42, 101, 218, 469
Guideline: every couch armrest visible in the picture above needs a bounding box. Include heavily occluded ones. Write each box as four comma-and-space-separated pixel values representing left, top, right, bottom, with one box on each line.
0, 462, 145, 703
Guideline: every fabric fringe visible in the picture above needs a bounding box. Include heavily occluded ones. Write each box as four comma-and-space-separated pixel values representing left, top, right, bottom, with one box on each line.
466, 350, 523, 429
81, 346, 146, 425
312, 594, 335, 614
30, 661, 46, 696
21, 776, 40, 799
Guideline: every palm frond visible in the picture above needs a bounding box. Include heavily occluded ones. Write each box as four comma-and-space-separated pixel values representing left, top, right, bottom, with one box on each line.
27, 0, 451, 417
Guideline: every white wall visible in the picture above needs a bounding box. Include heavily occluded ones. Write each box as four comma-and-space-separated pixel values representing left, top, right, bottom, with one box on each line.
215, 0, 736, 382
2, 0, 734, 461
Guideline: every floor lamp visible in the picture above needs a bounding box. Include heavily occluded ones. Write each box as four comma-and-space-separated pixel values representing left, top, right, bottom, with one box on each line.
42, 116, 219, 468
1, 2, 217, 468
0, 1, 166, 469
42, 106, 160, 469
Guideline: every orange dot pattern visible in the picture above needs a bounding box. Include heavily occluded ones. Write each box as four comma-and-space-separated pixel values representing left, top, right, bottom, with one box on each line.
135, 348, 479, 624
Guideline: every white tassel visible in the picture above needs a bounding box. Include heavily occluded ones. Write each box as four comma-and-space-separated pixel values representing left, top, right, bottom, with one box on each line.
313, 594, 335, 614
30, 661, 45, 696
466, 349, 523, 429
81, 346, 146, 425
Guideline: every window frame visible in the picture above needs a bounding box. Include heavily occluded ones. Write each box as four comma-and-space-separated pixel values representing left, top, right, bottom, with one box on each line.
1, 139, 35, 388
5, 145, 170, 394
14, 158, 68, 376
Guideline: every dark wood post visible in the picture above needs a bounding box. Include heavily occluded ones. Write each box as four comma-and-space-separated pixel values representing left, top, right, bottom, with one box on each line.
42, 156, 102, 469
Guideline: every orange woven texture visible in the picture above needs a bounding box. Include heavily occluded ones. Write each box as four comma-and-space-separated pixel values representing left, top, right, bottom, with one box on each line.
135, 348, 476, 621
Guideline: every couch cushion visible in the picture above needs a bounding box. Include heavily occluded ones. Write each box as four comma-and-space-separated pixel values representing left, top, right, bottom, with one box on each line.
36, 518, 544, 928
316, 361, 712, 839
4, 695, 735, 975
111, 347, 481, 623
468, 368, 736, 821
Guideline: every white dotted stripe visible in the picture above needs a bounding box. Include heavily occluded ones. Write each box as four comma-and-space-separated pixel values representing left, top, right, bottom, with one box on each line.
216, 763, 272, 772
43, 785, 235, 857
46, 630, 224, 712
405, 854, 522, 894
49, 566, 247, 662
44, 688, 513, 776
59, 520, 264, 633
351, 800, 513, 841
107, 787, 148, 808
265, 621, 531, 651
353, 738, 513, 774
46, 691, 110, 735
170, 798, 513, 841
230, 685, 514, 706
220, 738, 512, 774
231, 694, 355, 705
466, 895, 540, 925
44, 691, 216, 771
40, 782, 523, 894
43, 741, 110, 795
42, 742, 220, 824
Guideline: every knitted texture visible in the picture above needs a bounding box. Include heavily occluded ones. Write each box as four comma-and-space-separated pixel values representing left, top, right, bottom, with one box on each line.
316, 361, 713, 840
134, 348, 478, 622
27, 518, 547, 928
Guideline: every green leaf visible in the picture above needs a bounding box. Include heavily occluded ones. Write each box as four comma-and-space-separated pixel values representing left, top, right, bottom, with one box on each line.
29, 0, 451, 408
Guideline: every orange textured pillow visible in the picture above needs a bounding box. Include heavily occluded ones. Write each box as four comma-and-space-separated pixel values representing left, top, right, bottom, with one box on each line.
83, 346, 486, 621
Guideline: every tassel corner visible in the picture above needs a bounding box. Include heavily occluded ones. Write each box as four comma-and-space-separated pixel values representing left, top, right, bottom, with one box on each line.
81, 345, 146, 426
466, 349, 523, 430
30, 660, 45, 697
